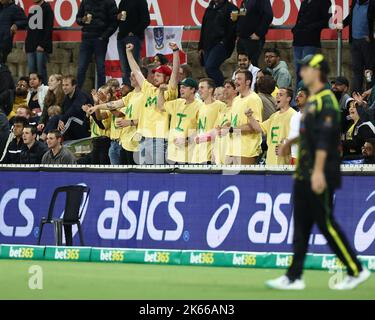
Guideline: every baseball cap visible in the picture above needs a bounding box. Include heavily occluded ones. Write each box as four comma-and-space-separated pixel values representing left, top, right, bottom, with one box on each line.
152, 65, 172, 77
331, 76, 349, 87
298, 54, 330, 75
180, 78, 198, 90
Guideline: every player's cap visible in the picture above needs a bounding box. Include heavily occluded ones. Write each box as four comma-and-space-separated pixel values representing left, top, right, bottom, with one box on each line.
180, 78, 198, 90
152, 65, 172, 76
331, 76, 349, 87
298, 54, 330, 75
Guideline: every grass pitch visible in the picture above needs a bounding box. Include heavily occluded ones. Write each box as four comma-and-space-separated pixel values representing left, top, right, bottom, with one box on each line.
0, 260, 374, 300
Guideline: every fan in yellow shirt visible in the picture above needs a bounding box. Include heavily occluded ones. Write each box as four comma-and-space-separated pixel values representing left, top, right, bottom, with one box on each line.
191, 78, 226, 164
126, 42, 180, 164
222, 70, 263, 165
246, 87, 297, 165
157, 78, 201, 164
213, 79, 238, 165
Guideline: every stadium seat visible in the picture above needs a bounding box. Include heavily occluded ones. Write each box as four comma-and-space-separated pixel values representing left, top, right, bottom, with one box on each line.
37, 185, 90, 246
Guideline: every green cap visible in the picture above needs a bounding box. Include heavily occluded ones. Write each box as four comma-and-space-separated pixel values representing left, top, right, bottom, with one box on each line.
298, 54, 330, 75
181, 78, 198, 90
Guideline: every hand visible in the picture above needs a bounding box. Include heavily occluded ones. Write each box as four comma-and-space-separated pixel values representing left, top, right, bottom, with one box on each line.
174, 137, 186, 147
115, 118, 129, 128
169, 42, 179, 51
362, 89, 372, 100
194, 135, 201, 145
126, 43, 134, 52
10, 24, 17, 35
276, 142, 291, 157
37, 124, 45, 132
230, 11, 239, 22
334, 22, 343, 30
87, 105, 98, 114
311, 170, 327, 194
91, 89, 99, 104
250, 33, 260, 40
245, 108, 254, 118
82, 104, 90, 113
36, 46, 44, 52
365, 36, 371, 43
352, 91, 364, 104
58, 120, 65, 131
159, 84, 168, 92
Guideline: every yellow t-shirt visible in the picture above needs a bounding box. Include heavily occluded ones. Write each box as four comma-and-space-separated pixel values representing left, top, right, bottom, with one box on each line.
138, 80, 178, 139
90, 110, 111, 138
260, 107, 296, 165
213, 104, 231, 165
164, 98, 201, 163
227, 92, 263, 158
119, 90, 144, 152
272, 86, 279, 98
191, 100, 226, 164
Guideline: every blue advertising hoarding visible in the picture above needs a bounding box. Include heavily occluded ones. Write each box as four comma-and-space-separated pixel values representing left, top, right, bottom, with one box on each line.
0, 169, 374, 255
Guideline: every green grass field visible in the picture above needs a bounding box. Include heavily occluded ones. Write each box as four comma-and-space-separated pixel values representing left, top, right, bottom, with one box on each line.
0, 260, 374, 300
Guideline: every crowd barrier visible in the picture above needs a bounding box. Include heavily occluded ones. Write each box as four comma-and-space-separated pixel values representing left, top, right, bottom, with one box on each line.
0, 165, 374, 264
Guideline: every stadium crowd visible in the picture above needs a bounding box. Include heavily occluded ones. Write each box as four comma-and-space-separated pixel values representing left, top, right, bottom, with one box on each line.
0, 0, 375, 166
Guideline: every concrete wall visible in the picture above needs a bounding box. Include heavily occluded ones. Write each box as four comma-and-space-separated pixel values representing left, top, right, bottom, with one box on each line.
8, 41, 352, 91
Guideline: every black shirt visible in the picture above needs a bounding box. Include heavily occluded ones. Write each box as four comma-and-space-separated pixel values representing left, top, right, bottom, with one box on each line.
295, 89, 342, 189
117, 0, 150, 40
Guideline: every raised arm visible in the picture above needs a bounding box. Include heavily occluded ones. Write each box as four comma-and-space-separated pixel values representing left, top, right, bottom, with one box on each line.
157, 84, 168, 112
168, 42, 181, 90
245, 109, 263, 133
126, 43, 146, 88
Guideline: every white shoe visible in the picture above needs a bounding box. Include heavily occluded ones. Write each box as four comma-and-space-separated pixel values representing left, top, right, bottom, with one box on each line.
265, 275, 306, 290
332, 268, 371, 290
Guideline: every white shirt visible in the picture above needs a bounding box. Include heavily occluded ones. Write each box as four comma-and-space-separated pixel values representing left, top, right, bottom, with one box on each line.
288, 111, 302, 159
232, 64, 260, 91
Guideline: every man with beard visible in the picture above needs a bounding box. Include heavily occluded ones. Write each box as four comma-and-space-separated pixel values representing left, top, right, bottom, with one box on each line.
331, 76, 352, 133
8, 76, 29, 120
232, 52, 260, 91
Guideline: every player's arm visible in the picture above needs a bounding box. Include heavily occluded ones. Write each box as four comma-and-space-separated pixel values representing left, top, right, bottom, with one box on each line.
126, 43, 145, 88
311, 150, 327, 194
168, 42, 180, 90
87, 100, 125, 113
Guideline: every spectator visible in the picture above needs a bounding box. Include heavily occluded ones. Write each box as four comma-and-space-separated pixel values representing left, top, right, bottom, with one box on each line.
0, 58, 15, 116
20, 124, 48, 164
42, 130, 77, 165
288, 87, 309, 164
27, 72, 49, 117
292, 0, 331, 84
157, 78, 201, 165
341, 0, 375, 93
331, 76, 352, 133
0, 0, 27, 63
232, 52, 260, 91
265, 48, 292, 88
153, 54, 169, 67
25, 0, 54, 85
126, 42, 180, 165
37, 74, 64, 138
76, 0, 118, 89
117, 0, 150, 87
224, 70, 263, 165
362, 139, 375, 164
57, 75, 91, 141
234, 0, 273, 67
199, 0, 238, 87
246, 87, 296, 165
213, 86, 225, 102
7, 76, 28, 120
256, 74, 277, 121
0, 107, 9, 156
178, 64, 193, 82
255, 68, 278, 98
0, 116, 28, 163
192, 78, 226, 164
213, 79, 237, 164
342, 99, 375, 157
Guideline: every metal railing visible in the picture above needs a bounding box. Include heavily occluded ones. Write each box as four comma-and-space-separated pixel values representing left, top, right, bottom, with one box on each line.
52, 24, 344, 77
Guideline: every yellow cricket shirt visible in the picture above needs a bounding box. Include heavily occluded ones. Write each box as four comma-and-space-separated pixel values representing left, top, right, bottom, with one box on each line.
213, 104, 231, 165
260, 107, 296, 165
90, 110, 111, 138
138, 80, 178, 139
119, 90, 145, 152
227, 92, 263, 158
164, 98, 201, 163
191, 100, 226, 164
